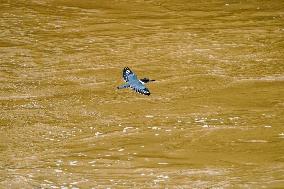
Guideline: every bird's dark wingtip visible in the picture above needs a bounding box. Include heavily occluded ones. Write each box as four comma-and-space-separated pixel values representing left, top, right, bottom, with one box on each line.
144, 91, 151, 96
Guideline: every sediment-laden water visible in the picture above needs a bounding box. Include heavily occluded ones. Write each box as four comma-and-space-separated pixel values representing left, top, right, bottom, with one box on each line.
1, 0, 284, 188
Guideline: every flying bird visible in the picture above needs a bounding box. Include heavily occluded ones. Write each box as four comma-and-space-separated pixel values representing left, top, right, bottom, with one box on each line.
117, 67, 155, 96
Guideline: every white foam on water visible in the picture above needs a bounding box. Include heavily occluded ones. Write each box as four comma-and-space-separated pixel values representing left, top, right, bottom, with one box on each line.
95, 132, 103, 137
145, 115, 154, 118
55, 169, 62, 173
69, 161, 78, 166
157, 162, 168, 165
123, 127, 133, 133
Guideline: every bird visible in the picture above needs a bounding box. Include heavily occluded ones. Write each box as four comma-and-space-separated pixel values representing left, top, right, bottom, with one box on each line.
117, 67, 155, 96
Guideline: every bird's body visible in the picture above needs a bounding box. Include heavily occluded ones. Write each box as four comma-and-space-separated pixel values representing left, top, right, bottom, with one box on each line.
117, 67, 155, 96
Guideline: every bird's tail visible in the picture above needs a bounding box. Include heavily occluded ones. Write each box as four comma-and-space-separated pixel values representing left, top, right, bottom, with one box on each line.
117, 83, 130, 89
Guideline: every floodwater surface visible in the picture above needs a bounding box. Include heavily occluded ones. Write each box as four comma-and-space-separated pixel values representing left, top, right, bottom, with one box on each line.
1, 0, 284, 188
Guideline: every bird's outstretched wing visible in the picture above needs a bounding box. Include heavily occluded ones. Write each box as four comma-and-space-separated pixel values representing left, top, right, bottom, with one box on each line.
131, 86, 151, 96
123, 67, 135, 82
129, 79, 151, 96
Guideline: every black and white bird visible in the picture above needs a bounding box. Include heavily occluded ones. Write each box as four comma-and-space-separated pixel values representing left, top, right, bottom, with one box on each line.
117, 67, 155, 96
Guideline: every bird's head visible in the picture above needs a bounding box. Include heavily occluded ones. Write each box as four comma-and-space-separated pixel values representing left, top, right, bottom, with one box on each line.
140, 78, 155, 83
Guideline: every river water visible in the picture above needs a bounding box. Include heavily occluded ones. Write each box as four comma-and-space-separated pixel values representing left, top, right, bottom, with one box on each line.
1, 0, 284, 188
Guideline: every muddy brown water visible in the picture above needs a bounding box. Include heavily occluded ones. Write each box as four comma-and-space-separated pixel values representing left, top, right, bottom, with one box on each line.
1, 0, 284, 188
